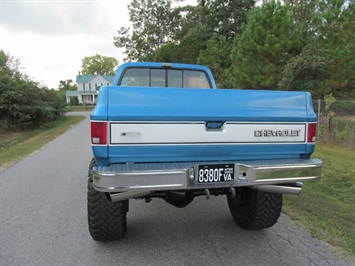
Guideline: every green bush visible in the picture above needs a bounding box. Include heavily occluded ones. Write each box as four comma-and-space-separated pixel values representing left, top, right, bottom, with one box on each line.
0, 50, 66, 130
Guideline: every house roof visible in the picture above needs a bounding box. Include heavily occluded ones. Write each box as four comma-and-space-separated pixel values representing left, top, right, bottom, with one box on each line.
66, 90, 78, 97
104, 75, 115, 83
76, 75, 93, 83
76, 75, 115, 83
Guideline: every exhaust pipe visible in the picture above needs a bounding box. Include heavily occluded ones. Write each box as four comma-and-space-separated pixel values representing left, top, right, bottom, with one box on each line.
109, 190, 151, 202
253, 182, 303, 195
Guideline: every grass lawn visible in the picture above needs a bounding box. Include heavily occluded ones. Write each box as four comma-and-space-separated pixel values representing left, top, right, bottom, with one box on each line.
0, 115, 85, 171
283, 144, 355, 261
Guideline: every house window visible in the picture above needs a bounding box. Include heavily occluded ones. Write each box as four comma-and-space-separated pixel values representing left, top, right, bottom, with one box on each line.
89, 83, 91, 91
83, 95, 93, 102
83, 83, 85, 91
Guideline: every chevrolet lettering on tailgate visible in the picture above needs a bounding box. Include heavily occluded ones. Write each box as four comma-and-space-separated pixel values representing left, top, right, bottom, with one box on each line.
254, 129, 302, 137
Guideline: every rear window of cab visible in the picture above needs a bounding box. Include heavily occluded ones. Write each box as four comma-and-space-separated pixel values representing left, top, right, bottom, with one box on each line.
119, 68, 211, 89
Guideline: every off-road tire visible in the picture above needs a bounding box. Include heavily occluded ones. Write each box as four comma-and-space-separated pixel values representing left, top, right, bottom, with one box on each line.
227, 187, 282, 230
87, 159, 128, 240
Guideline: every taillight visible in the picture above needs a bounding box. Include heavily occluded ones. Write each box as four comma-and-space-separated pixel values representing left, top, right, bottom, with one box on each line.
307, 123, 317, 143
91, 121, 107, 145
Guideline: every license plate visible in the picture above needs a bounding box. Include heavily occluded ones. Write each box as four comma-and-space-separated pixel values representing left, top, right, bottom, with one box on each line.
197, 164, 234, 183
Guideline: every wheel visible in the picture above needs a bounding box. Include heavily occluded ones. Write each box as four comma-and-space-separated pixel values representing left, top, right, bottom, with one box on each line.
87, 159, 128, 240
227, 187, 282, 230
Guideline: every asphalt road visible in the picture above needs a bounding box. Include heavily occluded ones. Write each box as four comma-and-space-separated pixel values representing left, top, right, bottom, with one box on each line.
0, 112, 348, 266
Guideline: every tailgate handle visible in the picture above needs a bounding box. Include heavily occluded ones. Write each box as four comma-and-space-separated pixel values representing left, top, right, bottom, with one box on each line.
205, 121, 225, 131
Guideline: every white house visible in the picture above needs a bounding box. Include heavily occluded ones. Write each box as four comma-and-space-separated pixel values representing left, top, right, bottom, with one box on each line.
75, 74, 115, 104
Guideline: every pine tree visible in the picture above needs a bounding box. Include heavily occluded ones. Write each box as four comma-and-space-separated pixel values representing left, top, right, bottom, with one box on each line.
229, 1, 303, 89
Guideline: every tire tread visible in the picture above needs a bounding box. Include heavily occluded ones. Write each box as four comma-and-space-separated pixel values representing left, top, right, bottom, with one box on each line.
228, 188, 282, 230
87, 159, 127, 240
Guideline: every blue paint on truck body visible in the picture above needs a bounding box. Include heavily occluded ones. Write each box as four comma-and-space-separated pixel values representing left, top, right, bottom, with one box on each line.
91, 62, 317, 166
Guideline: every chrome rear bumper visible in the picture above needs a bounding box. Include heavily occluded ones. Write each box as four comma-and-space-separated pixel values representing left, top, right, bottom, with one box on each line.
93, 159, 322, 194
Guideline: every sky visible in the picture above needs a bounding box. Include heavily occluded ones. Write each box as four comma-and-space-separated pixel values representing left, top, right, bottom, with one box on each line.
1, 0, 190, 89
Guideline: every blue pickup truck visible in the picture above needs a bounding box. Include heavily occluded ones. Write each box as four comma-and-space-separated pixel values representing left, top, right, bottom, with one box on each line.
88, 62, 322, 240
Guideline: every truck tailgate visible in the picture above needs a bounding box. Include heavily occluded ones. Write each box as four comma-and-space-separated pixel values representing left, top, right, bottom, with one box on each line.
98, 87, 317, 163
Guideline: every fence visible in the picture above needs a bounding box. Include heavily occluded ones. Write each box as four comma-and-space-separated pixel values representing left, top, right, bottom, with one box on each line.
312, 100, 355, 147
